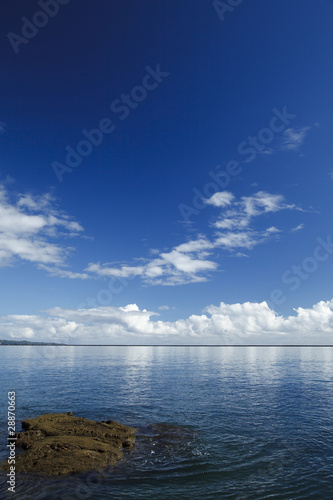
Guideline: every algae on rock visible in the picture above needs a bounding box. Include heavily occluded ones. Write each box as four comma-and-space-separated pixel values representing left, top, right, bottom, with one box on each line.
1, 412, 136, 476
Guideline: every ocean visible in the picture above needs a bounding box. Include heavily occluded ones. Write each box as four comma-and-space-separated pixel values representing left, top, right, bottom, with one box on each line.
0, 346, 332, 499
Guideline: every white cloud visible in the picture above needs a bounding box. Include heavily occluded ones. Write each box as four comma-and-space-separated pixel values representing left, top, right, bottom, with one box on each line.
215, 231, 259, 250
86, 191, 302, 285
174, 237, 213, 253
233, 252, 249, 258
241, 191, 296, 217
0, 184, 83, 268
85, 239, 218, 286
159, 249, 216, 274
281, 127, 311, 151
206, 191, 297, 252
266, 226, 281, 234
0, 185, 304, 286
38, 265, 91, 280
1, 299, 333, 344
85, 263, 145, 278
291, 223, 305, 232
212, 191, 296, 231
205, 191, 234, 207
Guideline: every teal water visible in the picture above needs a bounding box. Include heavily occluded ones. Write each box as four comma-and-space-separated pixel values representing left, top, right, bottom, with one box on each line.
0, 346, 332, 499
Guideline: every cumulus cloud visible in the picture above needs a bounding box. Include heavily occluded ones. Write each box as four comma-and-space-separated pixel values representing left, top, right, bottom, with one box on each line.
1, 299, 333, 345
0, 184, 83, 269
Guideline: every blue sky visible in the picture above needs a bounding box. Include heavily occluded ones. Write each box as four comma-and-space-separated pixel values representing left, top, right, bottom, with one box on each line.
1, 0, 333, 344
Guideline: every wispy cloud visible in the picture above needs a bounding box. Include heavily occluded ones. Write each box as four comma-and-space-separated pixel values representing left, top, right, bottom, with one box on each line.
291, 223, 305, 232
260, 148, 273, 155
86, 241, 218, 287
1, 299, 333, 345
213, 191, 297, 231
86, 191, 302, 286
38, 265, 91, 280
0, 121, 6, 135
0, 185, 306, 286
280, 126, 311, 151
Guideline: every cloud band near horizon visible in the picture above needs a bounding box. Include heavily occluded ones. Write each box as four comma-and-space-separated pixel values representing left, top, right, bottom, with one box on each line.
1, 299, 333, 345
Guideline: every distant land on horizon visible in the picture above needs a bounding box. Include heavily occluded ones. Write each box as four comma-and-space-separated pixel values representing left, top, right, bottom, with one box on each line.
0, 339, 67, 346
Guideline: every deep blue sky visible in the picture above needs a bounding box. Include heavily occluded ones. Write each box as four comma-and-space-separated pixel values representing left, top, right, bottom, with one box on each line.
1, 0, 333, 343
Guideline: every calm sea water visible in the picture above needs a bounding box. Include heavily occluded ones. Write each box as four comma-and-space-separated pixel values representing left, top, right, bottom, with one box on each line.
0, 346, 332, 499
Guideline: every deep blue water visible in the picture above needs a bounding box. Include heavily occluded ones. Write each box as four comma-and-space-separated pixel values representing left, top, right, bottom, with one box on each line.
0, 346, 332, 499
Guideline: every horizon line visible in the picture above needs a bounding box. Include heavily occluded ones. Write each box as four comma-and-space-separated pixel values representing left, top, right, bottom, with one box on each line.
1, 344, 333, 347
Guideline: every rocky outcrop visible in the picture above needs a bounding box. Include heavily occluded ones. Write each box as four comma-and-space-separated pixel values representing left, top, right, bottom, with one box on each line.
1, 412, 136, 476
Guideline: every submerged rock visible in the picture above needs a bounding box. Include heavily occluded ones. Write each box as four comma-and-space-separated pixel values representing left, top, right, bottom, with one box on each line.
1, 412, 136, 476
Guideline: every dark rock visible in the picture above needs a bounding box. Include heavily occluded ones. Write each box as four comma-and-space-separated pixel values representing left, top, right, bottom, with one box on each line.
1, 413, 136, 476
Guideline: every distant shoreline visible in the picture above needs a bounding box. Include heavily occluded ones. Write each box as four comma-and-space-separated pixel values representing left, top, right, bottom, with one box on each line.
0, 340, 67, 346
